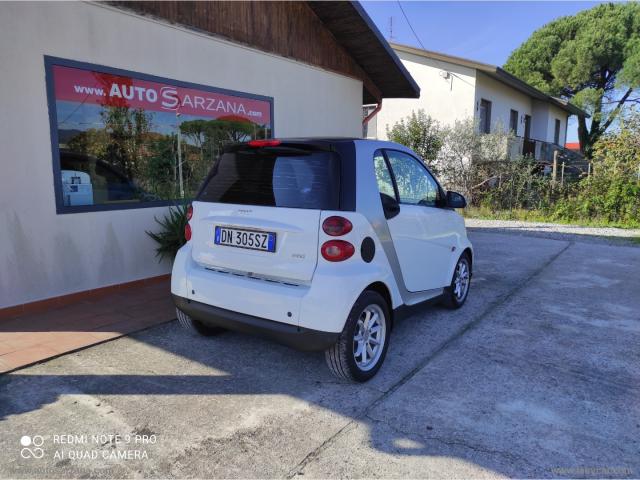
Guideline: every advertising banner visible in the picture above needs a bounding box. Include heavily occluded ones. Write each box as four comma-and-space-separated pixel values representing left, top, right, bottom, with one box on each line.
52, 65, 271, 123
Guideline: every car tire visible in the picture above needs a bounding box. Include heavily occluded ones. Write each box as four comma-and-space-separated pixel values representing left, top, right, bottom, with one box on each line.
176, 308, 225, 336
325, 290, 391, 382
442, 253, 471, 309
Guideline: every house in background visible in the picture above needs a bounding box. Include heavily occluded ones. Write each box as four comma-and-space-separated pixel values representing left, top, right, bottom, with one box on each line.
367, 43, 588, 162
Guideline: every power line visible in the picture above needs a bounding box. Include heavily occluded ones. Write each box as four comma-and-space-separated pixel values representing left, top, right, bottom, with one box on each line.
395, 1, 474, 89
397, 1, 426, 50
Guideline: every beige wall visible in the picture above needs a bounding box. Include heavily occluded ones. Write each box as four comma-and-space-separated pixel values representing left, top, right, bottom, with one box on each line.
0, 1, 363, 308
374, 51, 477, 139
474, 72, 533, 136
546, 104, 569, 145
530, 102, 569, 144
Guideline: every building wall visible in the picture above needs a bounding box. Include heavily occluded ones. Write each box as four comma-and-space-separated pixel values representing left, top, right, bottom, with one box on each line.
530, 101, 568, 145
474, 72, 533, 136
0, 1, 363, 308
373, 51, 477, 139
546, 104, 569, 145
530, 101, 551, 142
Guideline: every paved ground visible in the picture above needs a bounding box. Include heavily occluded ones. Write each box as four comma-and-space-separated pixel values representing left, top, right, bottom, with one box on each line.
1, 230, 639, 479
465, 218, 640, 245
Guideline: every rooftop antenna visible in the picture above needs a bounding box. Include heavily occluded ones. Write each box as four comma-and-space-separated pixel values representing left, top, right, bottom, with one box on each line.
388, 16, 394, 41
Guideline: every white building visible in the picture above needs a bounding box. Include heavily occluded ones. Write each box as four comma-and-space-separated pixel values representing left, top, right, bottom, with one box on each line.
0, 2, 418, 312
368, 43, 587, 160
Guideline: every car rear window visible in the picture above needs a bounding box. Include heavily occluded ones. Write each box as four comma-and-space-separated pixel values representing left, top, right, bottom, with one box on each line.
197, 148, 341, 210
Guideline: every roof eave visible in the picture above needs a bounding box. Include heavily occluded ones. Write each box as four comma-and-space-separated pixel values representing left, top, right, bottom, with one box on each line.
391, 42, 588, 118
349, 2, 420, 99
493, 68, 589, 118
307, 2, 420, 102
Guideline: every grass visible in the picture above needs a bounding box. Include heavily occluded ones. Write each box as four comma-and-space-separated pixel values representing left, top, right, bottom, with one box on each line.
463, 206, 640, 230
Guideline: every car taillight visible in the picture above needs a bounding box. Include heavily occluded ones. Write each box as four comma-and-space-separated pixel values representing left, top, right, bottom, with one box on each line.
186, 204, 193, 221
321, 240, 355, 262
184, 223, 192, 242
322, 216, 353, 236
248, 139, 281, 147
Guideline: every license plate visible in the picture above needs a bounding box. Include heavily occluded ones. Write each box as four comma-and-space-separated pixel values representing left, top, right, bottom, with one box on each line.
214, 226, 276, 252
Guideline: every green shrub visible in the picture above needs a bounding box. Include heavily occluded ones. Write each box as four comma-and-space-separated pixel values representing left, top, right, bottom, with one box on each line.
146, 204, 189, 261
386, 110, 442, 175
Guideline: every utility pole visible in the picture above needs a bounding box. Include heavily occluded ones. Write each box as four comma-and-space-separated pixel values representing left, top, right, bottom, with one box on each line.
176, 112, 184, 199
388, 16, 394, 41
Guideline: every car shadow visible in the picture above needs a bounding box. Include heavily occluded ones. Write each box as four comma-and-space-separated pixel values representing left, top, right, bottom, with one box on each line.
0, 303, 584, 478
0, 300, 529, 475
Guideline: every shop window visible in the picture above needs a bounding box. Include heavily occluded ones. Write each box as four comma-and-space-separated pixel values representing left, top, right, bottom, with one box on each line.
45, 57, 274, 213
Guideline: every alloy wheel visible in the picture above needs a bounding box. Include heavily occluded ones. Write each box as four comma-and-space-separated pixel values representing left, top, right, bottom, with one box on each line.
453, 258, 470, 301
353, 304, 386, 371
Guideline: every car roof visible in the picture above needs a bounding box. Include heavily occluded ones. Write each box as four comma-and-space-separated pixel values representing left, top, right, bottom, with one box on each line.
243, 137, 407, 149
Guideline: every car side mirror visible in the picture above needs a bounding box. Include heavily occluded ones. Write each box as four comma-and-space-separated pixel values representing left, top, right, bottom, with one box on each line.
380, 193, 400, 219
446, 191, 467, 209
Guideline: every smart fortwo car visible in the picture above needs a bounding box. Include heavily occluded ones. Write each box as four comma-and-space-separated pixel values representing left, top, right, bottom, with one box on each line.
172, 138, 473, 382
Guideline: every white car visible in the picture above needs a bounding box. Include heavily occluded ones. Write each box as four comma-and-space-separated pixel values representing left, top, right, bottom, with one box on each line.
172, 138, 473, 382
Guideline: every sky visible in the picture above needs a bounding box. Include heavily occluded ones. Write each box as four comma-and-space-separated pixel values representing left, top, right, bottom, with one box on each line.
361, 1, 604, 142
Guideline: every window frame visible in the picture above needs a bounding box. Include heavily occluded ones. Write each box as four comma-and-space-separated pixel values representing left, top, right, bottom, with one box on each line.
373, 149, 399, 201
524, 114, 532, 139
44, 55, 275, 215
554, 118, 561, 145
509, 109, 519, 135
479, 99, 492, 134
380, 149, 446, 208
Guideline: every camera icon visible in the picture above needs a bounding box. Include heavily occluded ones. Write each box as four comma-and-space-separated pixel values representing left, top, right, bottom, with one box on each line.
20, 435, 45, 459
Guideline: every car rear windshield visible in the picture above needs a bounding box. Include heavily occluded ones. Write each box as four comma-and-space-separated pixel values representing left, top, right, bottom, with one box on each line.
197, 148, 341, 210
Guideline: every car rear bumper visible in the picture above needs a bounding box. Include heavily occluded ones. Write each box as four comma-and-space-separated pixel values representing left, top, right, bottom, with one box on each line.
173, 294, 340, 352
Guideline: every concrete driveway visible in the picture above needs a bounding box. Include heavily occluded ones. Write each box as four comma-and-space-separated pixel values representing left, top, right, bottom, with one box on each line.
1, 230, 638, 479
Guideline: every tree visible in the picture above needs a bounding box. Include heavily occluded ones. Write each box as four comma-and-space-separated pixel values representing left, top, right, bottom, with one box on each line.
100, 106, 152, 178
386, 110, 442, 174
552, 112, 640, 225
504, 2, 640, 156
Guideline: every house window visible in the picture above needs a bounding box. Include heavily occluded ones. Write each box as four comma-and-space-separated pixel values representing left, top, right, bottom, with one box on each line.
524, 115, 531, 139
479, 99, 492, 134
45, 57, 274, 214
554, 119, 561, 145
509, 109, 519, 135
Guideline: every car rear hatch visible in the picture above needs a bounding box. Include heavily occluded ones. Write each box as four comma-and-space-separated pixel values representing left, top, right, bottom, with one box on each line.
190, 141, 342, 285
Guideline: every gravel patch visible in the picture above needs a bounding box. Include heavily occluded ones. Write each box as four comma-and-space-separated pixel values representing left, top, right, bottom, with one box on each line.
465, 218, 640, 246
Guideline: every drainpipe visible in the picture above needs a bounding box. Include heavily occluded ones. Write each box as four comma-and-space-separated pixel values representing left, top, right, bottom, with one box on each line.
362, 100, 382, 138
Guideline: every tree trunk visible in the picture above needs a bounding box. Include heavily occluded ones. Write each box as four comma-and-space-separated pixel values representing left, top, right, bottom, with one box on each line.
578, 116, 589, 155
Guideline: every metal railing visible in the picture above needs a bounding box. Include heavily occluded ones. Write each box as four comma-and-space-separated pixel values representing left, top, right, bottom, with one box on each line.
509, 136, 584, 163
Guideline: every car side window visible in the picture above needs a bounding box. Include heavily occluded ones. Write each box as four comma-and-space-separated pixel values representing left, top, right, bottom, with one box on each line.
373, 150, 396, 198
385, 150, 439, 207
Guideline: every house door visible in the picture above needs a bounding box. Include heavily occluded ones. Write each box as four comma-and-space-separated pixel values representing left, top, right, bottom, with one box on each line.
522, 115, 535, 157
